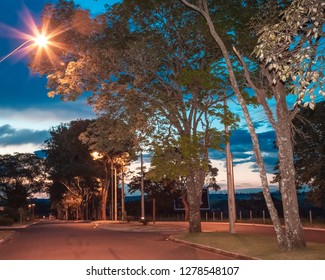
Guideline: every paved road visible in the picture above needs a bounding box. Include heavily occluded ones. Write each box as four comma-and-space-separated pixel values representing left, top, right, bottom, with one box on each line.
0, 220, 233, 260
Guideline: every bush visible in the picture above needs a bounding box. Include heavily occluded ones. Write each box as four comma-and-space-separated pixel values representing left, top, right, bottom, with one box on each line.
2, 208, 20, 222
0, 216, 14, 226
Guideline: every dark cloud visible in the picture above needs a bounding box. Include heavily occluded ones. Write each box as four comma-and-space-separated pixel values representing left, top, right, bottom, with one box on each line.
231, 129, 276, 153
209, 128, 278, 173
0, 124, 49, 146
230, 129, 276, 153
249, 154, 278, 174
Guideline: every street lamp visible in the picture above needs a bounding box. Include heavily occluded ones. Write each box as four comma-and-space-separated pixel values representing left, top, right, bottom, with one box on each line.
0, 34, 49, 63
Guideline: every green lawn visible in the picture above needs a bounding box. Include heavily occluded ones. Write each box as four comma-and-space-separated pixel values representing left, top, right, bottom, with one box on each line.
177, 232, 325, 260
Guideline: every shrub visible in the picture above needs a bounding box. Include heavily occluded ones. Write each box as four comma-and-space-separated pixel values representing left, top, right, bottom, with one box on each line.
0, 216, 14, 226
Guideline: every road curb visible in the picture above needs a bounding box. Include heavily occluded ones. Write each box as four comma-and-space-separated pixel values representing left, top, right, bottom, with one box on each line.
168, 235, 259, 260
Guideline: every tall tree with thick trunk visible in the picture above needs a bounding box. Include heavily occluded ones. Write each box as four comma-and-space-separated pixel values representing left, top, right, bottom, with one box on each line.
254, 0, 324, 248
31, 0, 234, 232
180, 0, 308, 249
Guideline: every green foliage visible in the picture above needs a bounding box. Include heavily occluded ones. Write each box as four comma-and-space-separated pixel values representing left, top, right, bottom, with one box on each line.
33, 0, 233, 189
293, 101, 325, 206
79, 116, 137, 160
29, 0, 269, 228
128, 173, 180, 200
254, 0, 325, 106
0, 153, 45, 210
44, 120, 103, 211
45, 120, 99, 179
178, 68, 221, 90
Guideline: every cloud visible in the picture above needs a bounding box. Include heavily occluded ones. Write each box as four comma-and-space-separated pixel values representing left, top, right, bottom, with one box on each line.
0, 124, 49, 146
0, 103, 95, 130
209, 128, 278, 174
0, 143, 43, 155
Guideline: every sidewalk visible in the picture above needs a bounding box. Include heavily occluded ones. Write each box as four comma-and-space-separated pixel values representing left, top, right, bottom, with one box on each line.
93, 220, 325, 259
0, 221, 39, 230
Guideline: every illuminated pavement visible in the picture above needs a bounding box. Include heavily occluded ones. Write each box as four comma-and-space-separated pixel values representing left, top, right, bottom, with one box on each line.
0, 220, 234, 260
94, 220, 325, 243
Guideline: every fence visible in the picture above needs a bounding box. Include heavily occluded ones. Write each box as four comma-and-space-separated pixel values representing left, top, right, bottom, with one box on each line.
152, 209, 325, 225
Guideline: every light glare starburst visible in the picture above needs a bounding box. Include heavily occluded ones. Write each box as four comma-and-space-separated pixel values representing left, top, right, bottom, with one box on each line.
0, 4, 67, 66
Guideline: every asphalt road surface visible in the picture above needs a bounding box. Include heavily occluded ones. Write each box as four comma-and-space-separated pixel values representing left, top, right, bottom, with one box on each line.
0, 220, 233, 260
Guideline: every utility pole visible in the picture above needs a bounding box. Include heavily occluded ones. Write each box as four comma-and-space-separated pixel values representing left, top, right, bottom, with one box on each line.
224, 96, 236, 234
110, 160, 114, 220
140, 151, 145, 221
121, 162, 125, 222
114, 168, 117, 221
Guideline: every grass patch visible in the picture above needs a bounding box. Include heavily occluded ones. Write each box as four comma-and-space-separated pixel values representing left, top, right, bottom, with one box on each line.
177, 232, 325, 260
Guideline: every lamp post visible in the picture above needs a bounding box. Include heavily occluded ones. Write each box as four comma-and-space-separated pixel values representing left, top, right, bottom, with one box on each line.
224, 95, 236, 234
114, 167, 118, 221
140, 151, 145, 221
121, 164, 126, 221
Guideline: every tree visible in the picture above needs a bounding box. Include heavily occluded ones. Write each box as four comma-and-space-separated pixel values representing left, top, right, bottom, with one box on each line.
293, 102, 325, 206
48, 181, 66, 219
146, 144, 220, 221
0, 153, 45, 217
44, 120, 102, 220
128, 173, 181, 217
31, 0, 232, 232
99, 0, 235, 232
253, 0, 324, 247
79, 116, 137, 220
180, 0, 308, 250
254, 0, 325, 107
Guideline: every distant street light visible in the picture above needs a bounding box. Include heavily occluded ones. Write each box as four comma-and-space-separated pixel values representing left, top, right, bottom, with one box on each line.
0, 34, 49, 63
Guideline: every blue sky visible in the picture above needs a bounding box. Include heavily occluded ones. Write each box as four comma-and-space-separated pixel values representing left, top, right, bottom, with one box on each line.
0, 0, 120, 154
0, 0, 280, 192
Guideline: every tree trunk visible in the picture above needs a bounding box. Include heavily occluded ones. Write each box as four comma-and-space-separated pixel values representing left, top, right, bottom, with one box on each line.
186, 170, 205, 232
180, 0, 287, 249
76, 207, 79, 220
100, 185, 108, 220
274, 83, 306, 249
181, 191, 190, 221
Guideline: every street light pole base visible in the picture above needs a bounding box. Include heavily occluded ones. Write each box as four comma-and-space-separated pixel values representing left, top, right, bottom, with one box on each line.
139, 217, 148, 225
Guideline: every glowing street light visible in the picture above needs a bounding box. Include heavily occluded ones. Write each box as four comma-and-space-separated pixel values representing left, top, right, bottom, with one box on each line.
0, 5, 68, 69
0, 33, 49, 63
34, 34, 49, 48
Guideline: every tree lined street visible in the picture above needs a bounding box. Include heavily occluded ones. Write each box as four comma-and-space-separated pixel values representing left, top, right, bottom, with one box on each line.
1, 220, 325, 260
1, 0, 324, 259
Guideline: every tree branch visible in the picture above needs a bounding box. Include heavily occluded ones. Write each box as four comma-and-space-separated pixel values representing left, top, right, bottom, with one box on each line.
233, 46, 277, 130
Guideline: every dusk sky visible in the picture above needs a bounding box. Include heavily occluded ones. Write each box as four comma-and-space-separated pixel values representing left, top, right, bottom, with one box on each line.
0, 0, 287, 192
